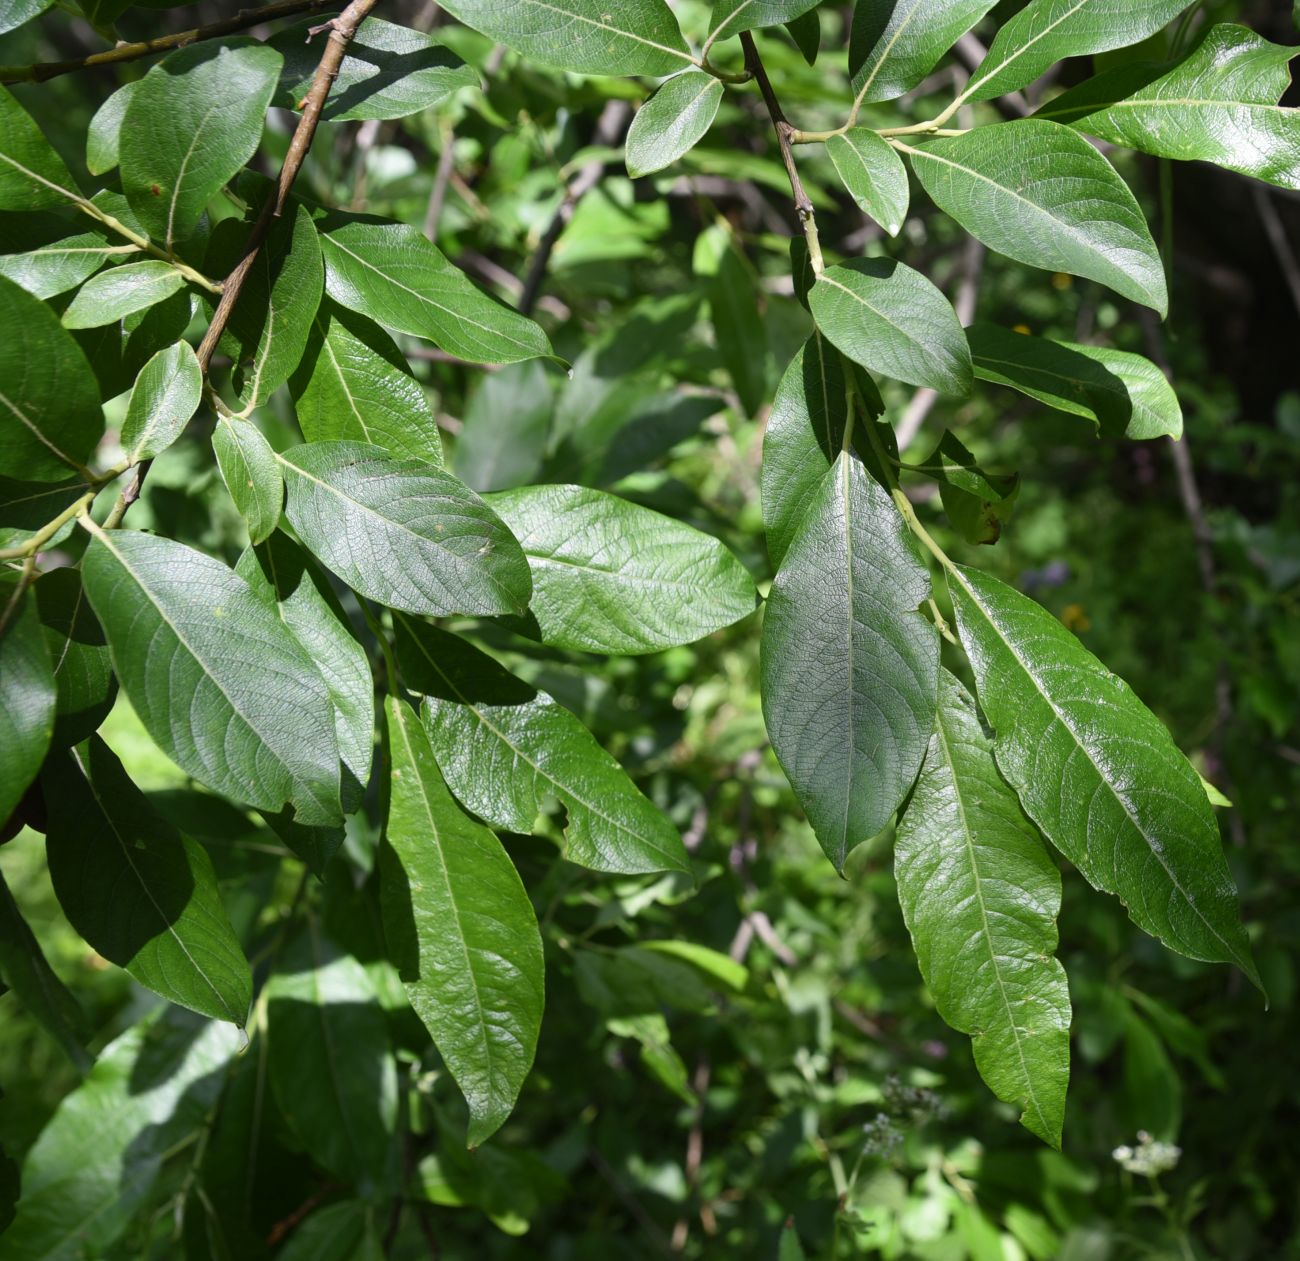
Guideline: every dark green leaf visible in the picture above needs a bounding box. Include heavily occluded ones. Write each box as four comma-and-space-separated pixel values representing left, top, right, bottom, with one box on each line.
896, 670, 1071, 1145
625, 71, 723, 178
906, 121, 1167, 314
395, 618, 690, 875
810, 258, 972, 394
0, 85, 78, 211
785, 7, 820, 63
213, 415, 284, 545
827, 128, 909, 235
0, 274, 104, 481
383, 696, 545, 1146
81, 528, 344, 825
44, 736, 253, 1025
121, 40, 281, 250
0, 577, 55, 829
708, 0, 819, 43
453, 360, 549, 492
321, 220, 554, 365
850, 0, 997, 104
279, 440, 532, 617
276, 1201, 384, 1261
709, 244, 768, 417
120, 341, 203, 464
487, 483, 756, 654
761, 453, 939, 870
947, 563, 1259, 983
34, 566, 116, 748
924, 431, 1019, 545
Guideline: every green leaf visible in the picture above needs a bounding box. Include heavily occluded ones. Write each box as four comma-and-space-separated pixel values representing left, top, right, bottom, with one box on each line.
850, 0, 997, 104
43, 737, 253, 1025
236, 533, 374, 802
121, 40, 281, 251
275, 1202, 385, 1261
279, 440, 532, 617
81, 528, 344, 825
85, 80, 136, 176
212, 204, 322, 410
453, 360, 549, 492
761, 453, 940, 871
34, 566, 116, 748
785, 7, 820, 63
946, 563, 1259, 984
625, 70, 723, 178
0, 232, 136, 300
3, 1011, 238, 1261
906, 120, 1167, 314
0, 274, 104, 481
291, 302, 445, 466
969, 322, 1182, 439
321, 221, 553, 365
382, 696, 545, 1147
638, 939, 748, 993
266, 927, 399, 1192
486, 483, 756, 654
395, 618, 690, 875
0, 870, 88, 1070
0, 477, 86, 554
707, 0, 820, 45
809, 259, 972, 394
0, 85, 78, 211
924, 430, 1020, 545
272, 17, 478, 121
780, 1219, 810, 1261
827, 128, 909, 235
437, 0, 692, 77
708, 244, 768, 417
0, 577, 55, 829
120, 341, 203, 464
964, 0, 1196, 104
213, 415, 284, 545
1036, 24, 1300, 191
61, 260, 188, 330
896, 670, 1071, 1145
0, 0, 52, 35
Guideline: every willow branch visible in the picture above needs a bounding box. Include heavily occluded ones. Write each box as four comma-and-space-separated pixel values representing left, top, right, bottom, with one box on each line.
0, 0, 334, 85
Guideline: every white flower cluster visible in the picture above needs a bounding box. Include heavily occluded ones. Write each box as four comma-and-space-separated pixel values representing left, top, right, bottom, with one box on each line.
1112, 1131, 1182, 1176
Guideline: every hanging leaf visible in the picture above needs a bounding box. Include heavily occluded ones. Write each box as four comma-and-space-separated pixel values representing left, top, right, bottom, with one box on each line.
895, 670, 1071, 1146
120, 341, 203, 464
486, 483, 756, 655
81, 528, 344, 825
761, 453, 940, 871
923, 430, 1020, 545
947, 563, 1260, 984
849, 0, 997, 103
279, 440, 532, 617
625, 71, 724, 178
453, 360, 550, 492
906, 120, 1167, 314
394, 617, 691, 875
0, 85, 78, 210
708, 243, 769, 418
382, 696, 545, 1147
34, 566, 116, 748
213, 415, 284, 545
43, 736, 253, 1026
827, 128, 909, 235
707, 0, 820, 44
0, 577, 55, 830
810, 258, 972, 394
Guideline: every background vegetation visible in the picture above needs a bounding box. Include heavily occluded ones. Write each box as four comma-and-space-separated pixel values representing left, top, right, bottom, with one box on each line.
1, 0, 1297, 1256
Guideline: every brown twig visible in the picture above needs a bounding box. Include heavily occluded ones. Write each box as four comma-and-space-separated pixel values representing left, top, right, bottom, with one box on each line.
0, 0, 335, 85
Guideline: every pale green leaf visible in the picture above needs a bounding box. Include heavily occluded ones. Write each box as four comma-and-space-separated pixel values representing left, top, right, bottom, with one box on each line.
639, 940, 748, 993
395, 618, 690, 875
761, 453, 940, 870
0, 232, 136, 300
1036, 24, 1300, 191
0, 576, 55, 828
213, 415, 284, 545
453, 360, 549, 492
86, 80, 136, 176
121, 41, 281, 251
266, 929, 399, 1192
809, 259, 972, 394
321, 220, 553, 365
279, 440, 532, 617
0, 0, 52, 35
906, 120, 1167, 314
487, 483, 756, 655
0, 274, 104, 481
850, 0, 997, 104
965, 0, 1196, 104
969, 322, 1182, 439
3, 1011, 238, 1261
34, 566, 116, 749
896, 670, 1071, 1146
0, 84, 78, 211
272, 17, 478, 121
61, 260, 188, 330
121, 341, 203, 463
382, 696, 545, 1147
437, 0, 692, 76
947, 563, 1259, 984
625, 71, 723, 178
707, 0, 820, 46
44, 736, 253, 1025
290, 302, 444, 466
827, 128, 909, 235
81, 528, 344, 825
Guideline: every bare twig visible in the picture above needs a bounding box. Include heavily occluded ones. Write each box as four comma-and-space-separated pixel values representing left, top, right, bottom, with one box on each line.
518, 99, 630, 317
422, 126, 457, 240
1, 0, 334, 84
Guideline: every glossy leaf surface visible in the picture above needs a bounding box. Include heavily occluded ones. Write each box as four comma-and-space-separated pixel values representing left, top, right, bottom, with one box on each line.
625, 71, 723, 178
0, 232, 132, 300
120, 341, 203, 463
213, 415, 283, 545
0, 577, 55, 828
827, 128, 909, 235
850, 0, 996, 103
61, 260, 187, 329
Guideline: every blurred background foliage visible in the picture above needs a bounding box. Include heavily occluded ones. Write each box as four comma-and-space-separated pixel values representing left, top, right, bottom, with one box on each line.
2, 0, 1298, 1256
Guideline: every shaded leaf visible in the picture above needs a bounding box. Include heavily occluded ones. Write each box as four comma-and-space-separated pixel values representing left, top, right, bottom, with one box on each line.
85, 80, 136, 176
0, 576, 55, 829
923, 430, 1019, 545
34, 566, 116, 748
0, 84, 77, 210
850, 0, 997, 104
453, 360, 550, 492
121, 340, 203, 463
